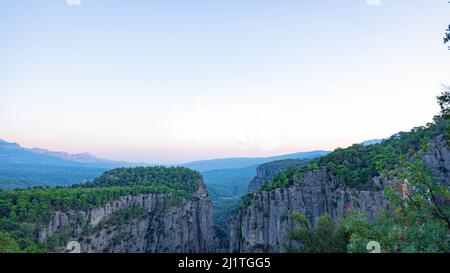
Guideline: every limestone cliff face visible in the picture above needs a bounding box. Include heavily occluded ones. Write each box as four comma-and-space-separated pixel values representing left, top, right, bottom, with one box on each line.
39, 181, 217, 253
422, 136, 450, 186
230, 168, 386, 253
230, 136, 450, 253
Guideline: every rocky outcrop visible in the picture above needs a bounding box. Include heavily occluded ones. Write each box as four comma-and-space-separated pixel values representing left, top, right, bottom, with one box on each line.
248, 159, 309, 192
230, 135, 450, 253
422, 135, 450, 186
39, 181, 217, 253
230, 168, 386, 253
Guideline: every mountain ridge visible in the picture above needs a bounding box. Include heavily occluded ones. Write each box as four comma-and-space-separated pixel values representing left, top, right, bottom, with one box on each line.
180, 150, 330, 172
0, 139, 140, 167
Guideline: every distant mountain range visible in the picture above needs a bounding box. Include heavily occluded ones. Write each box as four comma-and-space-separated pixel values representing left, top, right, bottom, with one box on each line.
0, 139, 144, 189
0, 139, 330, 191
26, 147, 136, 167
180, 150, 330, 172
1, 136, 392, 191
28, 148, 111, 164
0, 138, 140, 168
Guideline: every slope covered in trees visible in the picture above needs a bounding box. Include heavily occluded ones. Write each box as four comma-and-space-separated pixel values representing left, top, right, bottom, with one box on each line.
258, 116, 449, 192
0, 166, 202, 252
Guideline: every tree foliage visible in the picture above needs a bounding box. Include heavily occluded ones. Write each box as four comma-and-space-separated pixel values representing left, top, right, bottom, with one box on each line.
286, 213, 347, 253
437, 86, 450, 144
445, 25, 450, 46
288, 160, 449, 253
0, 231, 20, 253
344, 161, 449, 253
257, 116, 448, 192
438, 86, 450, 120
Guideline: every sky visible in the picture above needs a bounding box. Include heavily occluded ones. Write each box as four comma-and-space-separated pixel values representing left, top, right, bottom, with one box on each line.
0, 0, 449, 163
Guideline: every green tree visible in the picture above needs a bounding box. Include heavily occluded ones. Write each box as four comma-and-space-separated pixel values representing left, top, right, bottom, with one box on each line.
437, 86, 450, 143
438, 86, 450, 120
0, 232, 20, 253
286, 213, 347, 253
444, 25, 450, 48
344, 161, 450, 253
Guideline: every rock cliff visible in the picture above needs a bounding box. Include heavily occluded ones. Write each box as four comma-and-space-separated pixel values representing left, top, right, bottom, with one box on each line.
230, 135, 449, 253
230, 168, 386, 253
39, 181, 217, 253
422, 135, 450, 186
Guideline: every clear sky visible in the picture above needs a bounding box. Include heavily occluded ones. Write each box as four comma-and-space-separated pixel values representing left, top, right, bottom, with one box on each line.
1, 0, 449, 163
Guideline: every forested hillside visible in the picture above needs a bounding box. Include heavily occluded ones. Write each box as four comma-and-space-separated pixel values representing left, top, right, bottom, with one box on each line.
0, 167, 206, 253
258, 116, 449, 192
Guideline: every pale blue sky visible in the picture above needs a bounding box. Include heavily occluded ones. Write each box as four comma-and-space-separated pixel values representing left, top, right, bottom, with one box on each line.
1, 0, 449, 163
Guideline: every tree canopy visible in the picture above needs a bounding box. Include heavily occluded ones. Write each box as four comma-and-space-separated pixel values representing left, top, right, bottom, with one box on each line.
257, 116, 448, 192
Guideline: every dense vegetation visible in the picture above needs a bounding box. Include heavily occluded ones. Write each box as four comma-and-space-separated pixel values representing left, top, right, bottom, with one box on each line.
258, 116, 449, 192
257, 159, 311, 191
0, 166, 201, 253
286, 213, 347, 253
438, 87, 450, 141
286, 160, 449, 253
82, 166, 200, 193
212, 197, 240, 235
257, 158, 311, 172
344, 161, 449, 253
